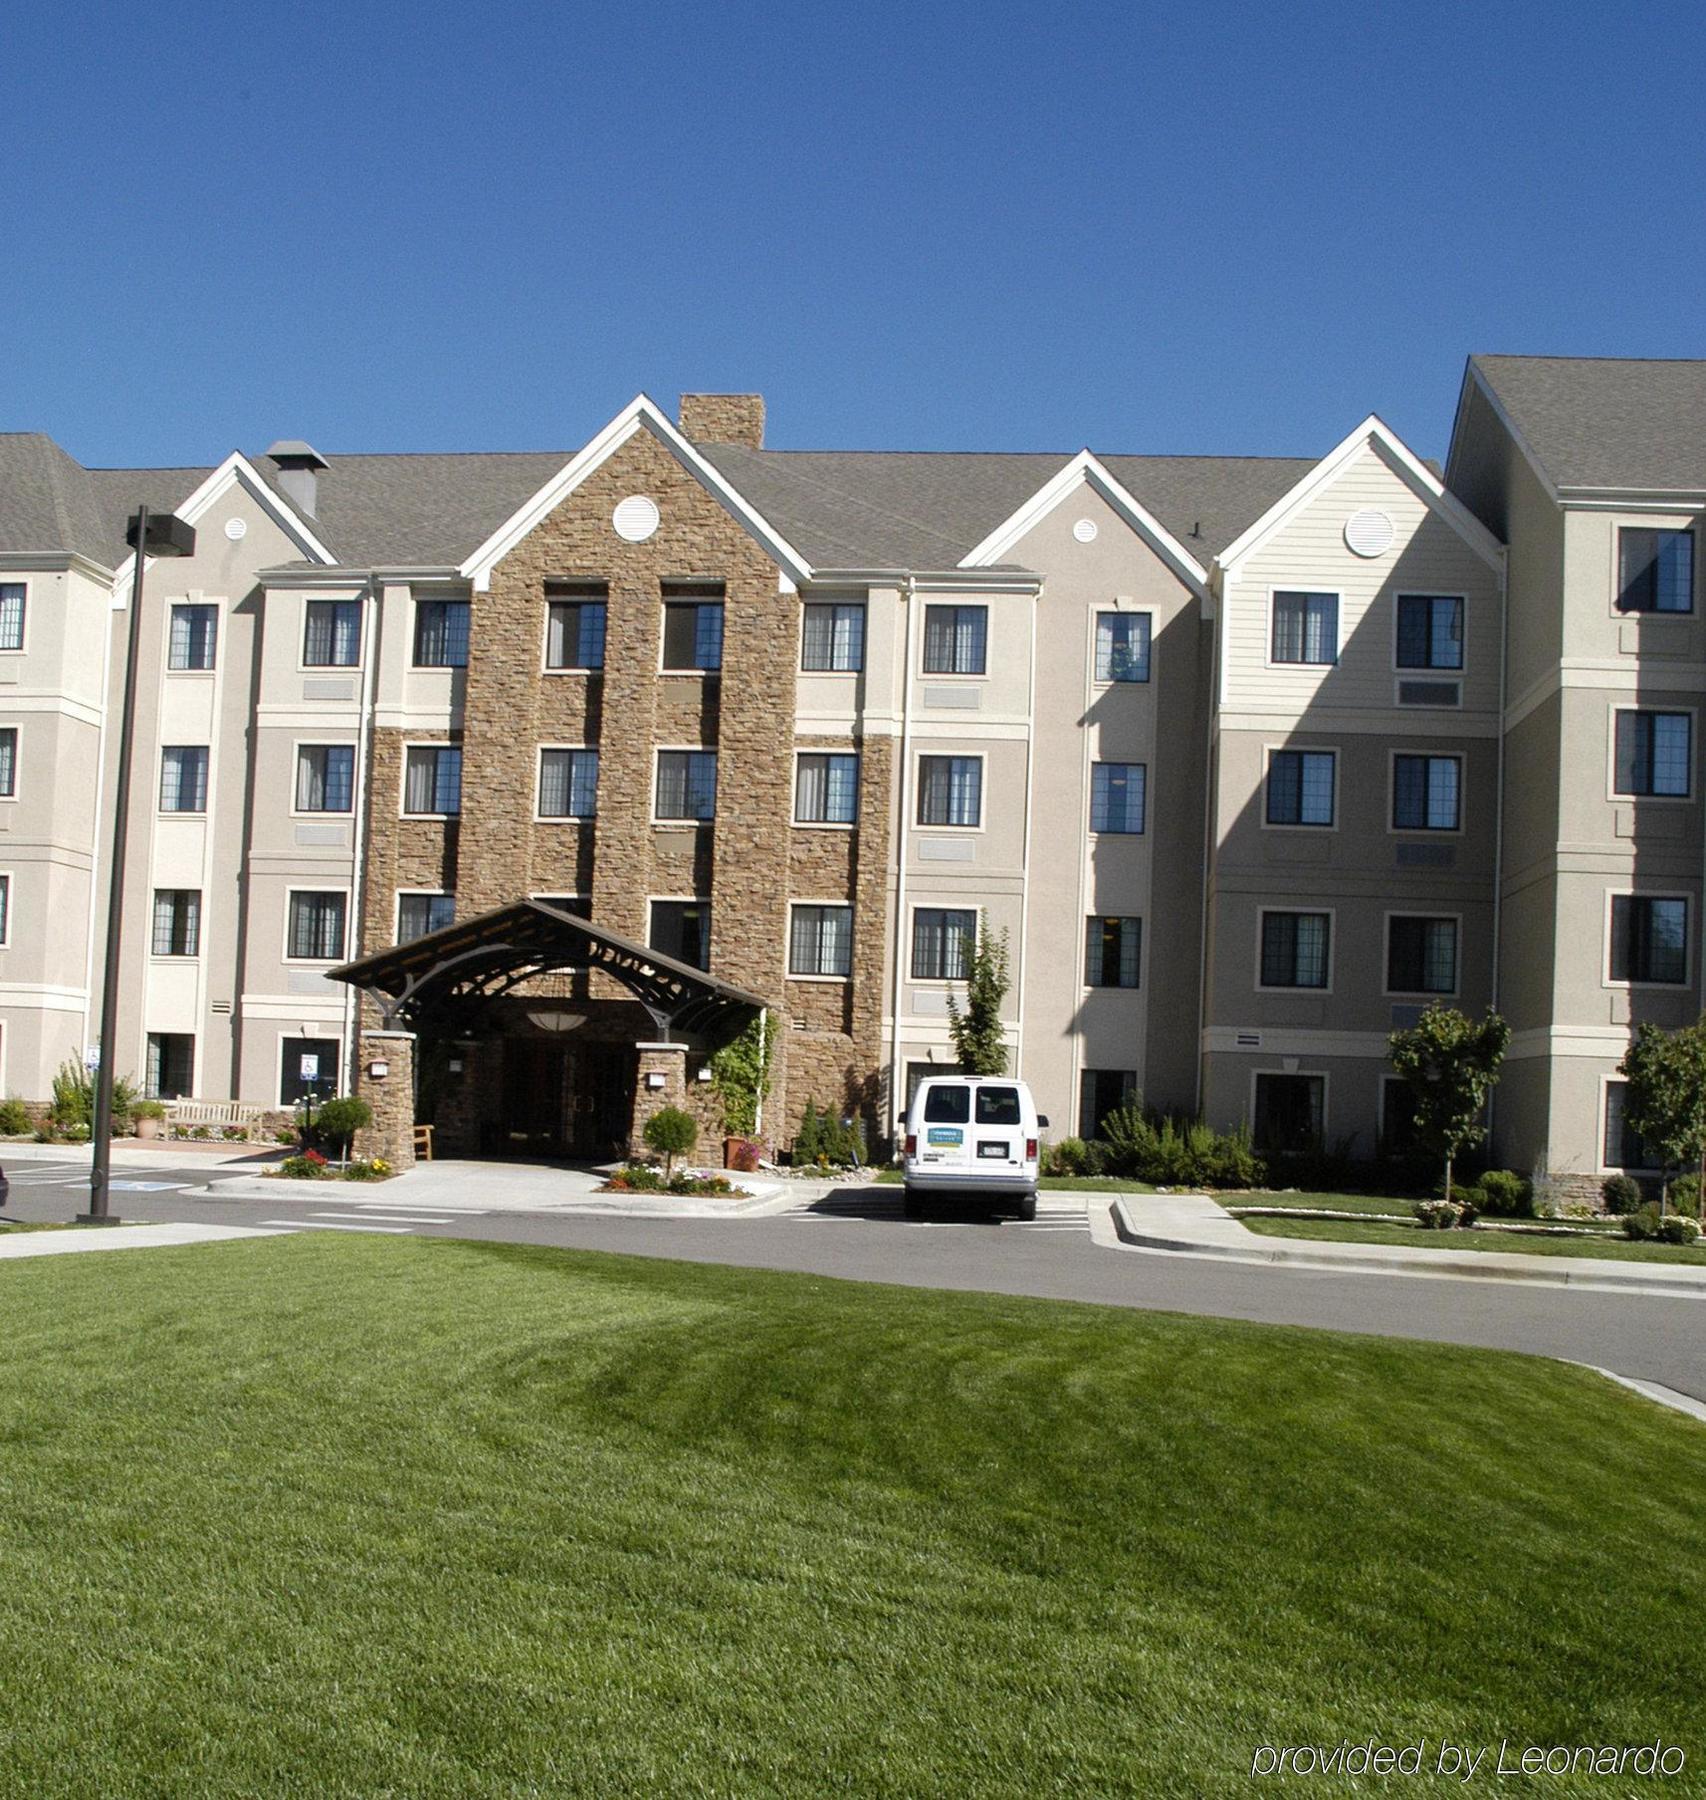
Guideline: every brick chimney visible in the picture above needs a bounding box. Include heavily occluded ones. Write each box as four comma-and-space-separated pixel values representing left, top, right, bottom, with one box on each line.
678, 394, 764, 448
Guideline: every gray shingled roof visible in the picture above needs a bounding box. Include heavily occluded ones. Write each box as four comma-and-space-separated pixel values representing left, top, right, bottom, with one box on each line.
1473, 355, 1706, 492
0, 433, 113, 561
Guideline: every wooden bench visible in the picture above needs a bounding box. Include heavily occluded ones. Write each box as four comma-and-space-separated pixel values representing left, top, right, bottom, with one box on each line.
413, 1124, 434, 1161
165, 1100, 267, 1130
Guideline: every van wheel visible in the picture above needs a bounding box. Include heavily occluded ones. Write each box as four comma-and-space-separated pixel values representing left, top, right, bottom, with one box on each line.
1016, 1195, 1037, 1222
902, 1188, 924, 1221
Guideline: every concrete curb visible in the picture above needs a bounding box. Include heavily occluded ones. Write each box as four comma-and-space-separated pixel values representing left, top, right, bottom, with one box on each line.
203, 1171, 789, 1218
1110, 1199, 1706, 1299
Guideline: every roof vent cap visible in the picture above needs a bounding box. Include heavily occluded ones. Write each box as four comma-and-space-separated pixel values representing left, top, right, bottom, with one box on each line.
266, 441, 329, 518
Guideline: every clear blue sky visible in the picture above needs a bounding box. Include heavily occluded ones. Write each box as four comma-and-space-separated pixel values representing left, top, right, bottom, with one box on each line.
4, 0, 1701, 469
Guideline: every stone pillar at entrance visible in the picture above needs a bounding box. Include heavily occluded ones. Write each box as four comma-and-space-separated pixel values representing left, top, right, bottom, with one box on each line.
629, 1041, 689, 1159
354, 1029, 418, 1172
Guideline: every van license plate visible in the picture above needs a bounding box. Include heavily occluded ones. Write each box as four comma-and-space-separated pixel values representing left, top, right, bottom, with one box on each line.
977, 1141, 1009, 1159
927, 1127, 963, 1146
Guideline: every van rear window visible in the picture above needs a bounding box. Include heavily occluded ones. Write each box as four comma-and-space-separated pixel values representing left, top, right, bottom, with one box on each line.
974, 1087, 1021, 1125
922, 1086, 971, 1123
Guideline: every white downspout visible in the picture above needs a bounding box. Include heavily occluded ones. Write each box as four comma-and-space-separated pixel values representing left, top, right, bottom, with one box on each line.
1013, 582, 1039, 1083
1193, 571, 1222, 1117
888, 578, 918, 1135
343, 579, 380, 1095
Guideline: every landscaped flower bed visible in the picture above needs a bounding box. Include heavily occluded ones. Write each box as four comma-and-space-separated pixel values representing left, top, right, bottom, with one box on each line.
270, 1151, 394, 1182
599, 1163, 750, 1199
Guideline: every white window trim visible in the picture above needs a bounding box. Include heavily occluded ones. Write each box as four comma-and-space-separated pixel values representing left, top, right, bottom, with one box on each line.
1381, 910, 1464, 1000
0, 579, 28, 656
1609, 518, 1697, 620
289, 737, 360, 819
144, 1029, 198, 1103
1606, 701, 1696, 805
1599, 1072, 1662, 1175
535, 744, 600, 823
646, 894, 712, 966
1089, 605, 1153, 687
651, 745, 717, 826
0, 724, 19, 804
1261, 743, 1339, 833
1254, 905, 1336, 996
1083, 913, 1143, 991
914, 750, 988, 832
1387, 748, 1467, 836
907, 902, 981, 985
157, 744, 211, 817
147, 886, 201, 962
540, 591, 608, 676
797, 596, 867, 676
281, 885, 353, 966
1603, 889, 1694, 991
276, 1029, 344, 1106
1089, 759, 1148, 837
399, 739, 463, 820
394, 888, 454, 944
1390, 591, 1468, 679
918, 601, 991, 680
792, 747, 861, 829
163, 596, 222, 677
1248, 1067, 1332, 1144
296, 594, 366, 674
409, 594, 471, 670
1263, 587, 1341, 671
0, 869, 12, 949
786, 900, 855, 982
658, 594, 725, 677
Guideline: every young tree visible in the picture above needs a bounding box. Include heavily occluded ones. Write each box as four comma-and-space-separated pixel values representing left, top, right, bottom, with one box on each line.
1618, 1017, 1706, 1215
1387, 1004, 1510, 1204
642, 1105, 697, 1180
946, 916, 1012, 1075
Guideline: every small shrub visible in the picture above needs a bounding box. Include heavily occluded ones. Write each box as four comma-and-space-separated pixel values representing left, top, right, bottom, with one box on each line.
791, 1101, 859, 1168
1624, 1203, 1663, 1241
1666, 1173, 1702, 1218
342, 1158, 392, 1182
221, 1124, 248, 1142
1600, 1173, 1643, 1216
0, 1096, 31, 1136
311, 1096, 373, 1159
275, 1153, 328, 1180
605, 1162, 665, 1192
1415, 1199, 1461, 1230
1476, 1170, 1533, 1217
642, 1107, 697, 1178
1042, 1137, 1089, 1177
61, 1121, 91, 1143
1081, 1138, 1113, 1177
1657, 1213, 1701, 1245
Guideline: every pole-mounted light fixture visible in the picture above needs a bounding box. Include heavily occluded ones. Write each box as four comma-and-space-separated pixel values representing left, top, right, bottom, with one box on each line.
81, 506, 197, 1223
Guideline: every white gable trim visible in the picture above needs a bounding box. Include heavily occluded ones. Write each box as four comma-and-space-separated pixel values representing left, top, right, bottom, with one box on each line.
1216, 415, 1505, 576
958, 451, 1210, 597
458, 394, 813, 591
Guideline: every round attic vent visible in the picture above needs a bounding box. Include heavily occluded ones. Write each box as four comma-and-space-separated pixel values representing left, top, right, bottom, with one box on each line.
1345, 509, 1395, 557
224, 517, 247, 541
1073, 517, 1099, 543
613, 495, 660, 543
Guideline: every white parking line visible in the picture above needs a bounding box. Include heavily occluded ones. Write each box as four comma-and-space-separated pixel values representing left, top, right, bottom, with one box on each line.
347, 1204, 491, 1216
259, 1219, 412, 1234
309, 1211, 461, 1225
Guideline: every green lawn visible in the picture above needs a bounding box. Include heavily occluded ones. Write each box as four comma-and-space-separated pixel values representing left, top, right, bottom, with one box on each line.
1232, 1189, 1423, 1215
1240, 1212, 1706, 1264
0, 1237, 1701, 1796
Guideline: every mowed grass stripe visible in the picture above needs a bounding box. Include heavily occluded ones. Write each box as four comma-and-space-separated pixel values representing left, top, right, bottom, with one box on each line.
0, 1234, 1699, 1797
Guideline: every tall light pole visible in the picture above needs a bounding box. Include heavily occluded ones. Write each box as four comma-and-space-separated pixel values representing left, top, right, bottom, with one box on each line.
80, 506, 196, 1223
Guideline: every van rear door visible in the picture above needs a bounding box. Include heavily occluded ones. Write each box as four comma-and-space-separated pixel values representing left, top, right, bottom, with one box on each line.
917, 1082, 973, 1173
972, 1084, 1025, 1170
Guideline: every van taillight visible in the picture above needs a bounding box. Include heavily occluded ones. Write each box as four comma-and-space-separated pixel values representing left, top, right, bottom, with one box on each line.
1025, 1138, 1038, 1162
905, 1134, 917, 1157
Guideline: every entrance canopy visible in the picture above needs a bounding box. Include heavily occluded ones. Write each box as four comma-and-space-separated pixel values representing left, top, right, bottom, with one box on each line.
330, 900, 766, 1043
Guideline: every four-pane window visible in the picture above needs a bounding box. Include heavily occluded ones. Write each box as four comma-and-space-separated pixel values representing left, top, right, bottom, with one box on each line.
661, 592, 724, 671
1091, 762, 1145, 833
1613, 711, 1691, 798
1392, 754, 1461, 830
0, 584, 23, 651
287, 891, 348, 961
538, 748, 600, 819
404, 745, 463, 816
795, 752, 859, 824
159, 746, 209, 813
1260, 911, 1330, 989
789, 904, 853, 977
1266, 750, 1335, 827
413, 599, 470, 667
1387, 916, 1458, 994
1618, 528, 1693, 614
295, 744, 355, 814
1094, 612, 1151, 682
655, 750, 717, 821
1602, 1080, 1655, 1171
922, 605, 987, 675
397, 892, 455, 943
545, 595, 607, 670
917, 756, 982, 827
303, 599, 361, 667
801, 602, 865, 672
168, 603, 218, 671
146, 1032, 194, 1101
1271, 592, 1337, 664
151, 888, 201, 957
1395, 595, 1463, 670
912, 908, 977, 981
1085, 916, 1141, 988
1609, 895, 1688, 985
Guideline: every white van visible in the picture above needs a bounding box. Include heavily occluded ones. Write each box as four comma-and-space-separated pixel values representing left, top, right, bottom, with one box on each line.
900, 1075, 1047, 1220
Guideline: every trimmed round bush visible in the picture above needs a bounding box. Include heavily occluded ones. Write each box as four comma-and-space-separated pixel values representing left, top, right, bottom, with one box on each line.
1600, 1173, 1642, 1216
643, 1106, 698, 1178
1476, 1170, 1533, 1217
1665, 1172, 1702, 1218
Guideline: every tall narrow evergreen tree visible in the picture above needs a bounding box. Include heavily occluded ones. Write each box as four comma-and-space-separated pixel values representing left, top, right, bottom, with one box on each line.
946, 916, 1012, 1076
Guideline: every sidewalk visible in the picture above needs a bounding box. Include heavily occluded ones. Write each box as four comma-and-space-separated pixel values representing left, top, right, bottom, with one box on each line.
0, 1223, 286, 1259
0, 1140, 279, 1170
1111, 1193, 1706, 1299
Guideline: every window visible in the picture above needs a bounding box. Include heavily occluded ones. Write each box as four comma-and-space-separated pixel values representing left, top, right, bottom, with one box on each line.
1387, 917, 1458, 994
287, 891, 347, 961
0, 872, 10, 945
1614, 711, 1691, 798
1603, 1080, 1655, 1171
904, 1060, 964, 1108
1091, 763, 1145, 834
303, 599, 361, 667
1260, 911, 1330, 989
280, 1037, 340, 1106
1618, 528, 1693, 614
145, 1032, 194, 1101
295, 745, 355, 814
789, 904, 853, 977
151, 889, 201, 957
917, 755, 982, 827
1380, 1078, 1417, 1157
1094, 611, 1151, 682
413, 599, 470, 667
912, 908, 977, 981
1253, 1073, 1324, 1153
168, 603, 218, 671
538, 749, 599, 819
661, 591, 724, 671
801, 602, 865, 672
0, 584, 23, 651
655, 750, 717, 822
650, 900, 710, 970
1085, 916, 1141, 988
404, 745, 462, 816
922, 604, 987, 675
1271, 592, 1337, 665
397, 892, 455, 943
1079, 1069, 1137, 1140
1396, 595, 1463, 670
795, 752, 859, 824
1266, 750, 1335, 827
1392, 754, 1461, 831
159, 746, 209, 813
0, 727, 15, 798
544, 591, 607, 670
1609, 895, 1688, 985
